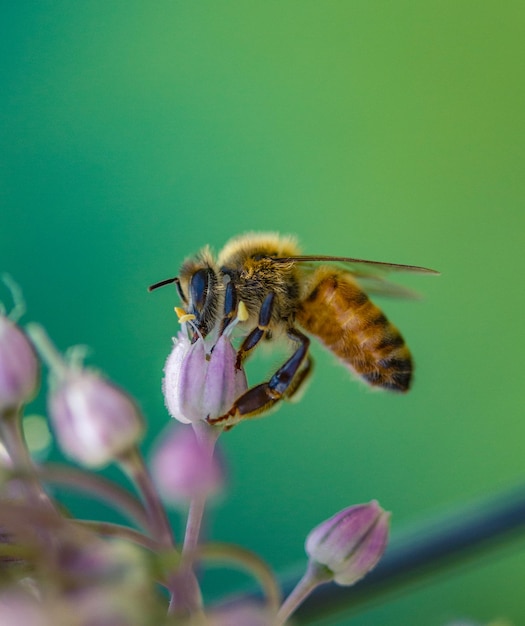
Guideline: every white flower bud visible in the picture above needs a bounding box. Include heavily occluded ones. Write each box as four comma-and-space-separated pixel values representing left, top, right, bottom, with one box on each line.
49, 371, 144, 468
0, 316, 39, 413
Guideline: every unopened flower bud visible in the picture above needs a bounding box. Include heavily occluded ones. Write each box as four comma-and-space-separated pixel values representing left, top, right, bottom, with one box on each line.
208, 603, 274, 626
71, 540, 156, 626
49, 371, 144, 468
151, 424, 224, 505
163, 330, 247, 424
0, 588, 51, 626
0, 316, 39, 413
305, 500, 390, 586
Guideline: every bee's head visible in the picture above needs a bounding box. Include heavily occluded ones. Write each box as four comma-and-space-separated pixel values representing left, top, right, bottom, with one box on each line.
148, 248, 221, 338
178, 250, 220, 338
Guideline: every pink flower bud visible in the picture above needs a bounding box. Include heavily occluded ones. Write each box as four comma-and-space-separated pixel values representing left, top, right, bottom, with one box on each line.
0, 316, 39, 413
305, 500, 390, 586
151, 425, 224, 504
48, 371, 144, 468
163, 331, 247, 424
0, 588, 50, 626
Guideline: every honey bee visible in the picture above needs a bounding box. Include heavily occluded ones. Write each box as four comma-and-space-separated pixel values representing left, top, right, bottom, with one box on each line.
149, 233, 438, 427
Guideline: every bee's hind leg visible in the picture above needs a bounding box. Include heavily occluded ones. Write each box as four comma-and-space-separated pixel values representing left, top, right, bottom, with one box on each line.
208, 328, 310, 427
284, 353, 314, 402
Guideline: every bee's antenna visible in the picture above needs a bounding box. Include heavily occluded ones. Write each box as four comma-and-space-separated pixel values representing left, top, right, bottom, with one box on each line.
148, 277, 178, 292
148, 276, 188, 303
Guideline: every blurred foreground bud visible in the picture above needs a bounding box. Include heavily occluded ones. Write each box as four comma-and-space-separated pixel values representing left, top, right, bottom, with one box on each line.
305, 500, 390, 586
57, 537, 158, 625
0, 450, 25, 499
49, 371, 145, 468
208, 603, 274, 626
0, 538, 159, 626
0, 588, 51, 626
0, 316, 39, 414
151, 425, 224, 505
163, 329, 247, 424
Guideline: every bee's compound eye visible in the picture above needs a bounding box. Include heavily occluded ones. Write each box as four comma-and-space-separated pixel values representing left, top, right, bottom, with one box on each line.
189, 268, 214, 313
189, 269, 208, 311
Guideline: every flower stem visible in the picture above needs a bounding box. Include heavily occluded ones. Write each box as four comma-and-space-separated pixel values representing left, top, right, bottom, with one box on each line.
167, 569, 205, 618
73, 519, 160, 552
183, 495, 207, 557
167, 423, 222, 617
0, 407, 55, 512
198, 542, 282, 612
39, 463, 150, 530
274, 562, 330, 626
117, 446, 205, 616
182, 423, 221, 558
0, 407, 34, 469
117, 446, 173, 547
26, 323, 67, 378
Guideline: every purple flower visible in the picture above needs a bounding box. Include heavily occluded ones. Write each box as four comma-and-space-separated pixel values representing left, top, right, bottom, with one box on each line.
163, 330, 247, 424
151, 424, 224, 505
49, 371, 144, 468
0, 316, 39, 413
0, 538, 156, 626
0, 588, 50, 626
305, 500, 390, 586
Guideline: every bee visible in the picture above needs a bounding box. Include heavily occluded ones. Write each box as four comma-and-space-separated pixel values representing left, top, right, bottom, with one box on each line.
149, 232, 438, 427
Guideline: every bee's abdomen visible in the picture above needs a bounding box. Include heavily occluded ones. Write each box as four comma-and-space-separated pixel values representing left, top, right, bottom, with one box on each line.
296, 270, 412, 392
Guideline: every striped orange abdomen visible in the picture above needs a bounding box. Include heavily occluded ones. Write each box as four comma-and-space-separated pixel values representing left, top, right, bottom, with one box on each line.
296, 269, 412, 392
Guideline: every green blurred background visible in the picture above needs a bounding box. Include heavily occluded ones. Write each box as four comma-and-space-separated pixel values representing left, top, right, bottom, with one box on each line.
2, 2, 524, 624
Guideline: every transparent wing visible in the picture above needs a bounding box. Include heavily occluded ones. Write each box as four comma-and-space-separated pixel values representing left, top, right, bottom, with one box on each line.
268, 255, 439, 275
267, 255, 439, 299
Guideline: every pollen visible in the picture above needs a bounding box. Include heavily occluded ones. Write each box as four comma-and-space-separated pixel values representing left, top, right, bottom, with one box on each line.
237, 301, 249, 322
174, 307, 196, 324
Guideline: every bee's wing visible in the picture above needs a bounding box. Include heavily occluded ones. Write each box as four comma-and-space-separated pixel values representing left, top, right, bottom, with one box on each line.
348, 275, 423, 299
269, 255, 439, 275
268, 255, 439, 299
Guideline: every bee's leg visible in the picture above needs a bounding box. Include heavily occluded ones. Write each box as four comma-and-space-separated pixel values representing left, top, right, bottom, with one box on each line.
208, 327, 310, 427
284, 354, 314, 402
219, 280, 238, 335
234, 292, 275, 368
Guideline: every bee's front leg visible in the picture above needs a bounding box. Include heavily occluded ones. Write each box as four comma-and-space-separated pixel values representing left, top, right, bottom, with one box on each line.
234, 292, 275, 368
219, 280, 238, 335
208, 328, 310, 428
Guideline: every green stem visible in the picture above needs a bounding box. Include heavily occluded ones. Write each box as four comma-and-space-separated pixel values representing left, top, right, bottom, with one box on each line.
73, 519, 160, 552
198, 542, 282, 612
0, 542, 37, 562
